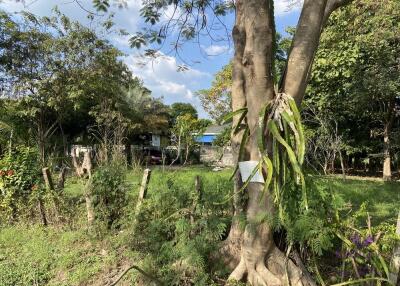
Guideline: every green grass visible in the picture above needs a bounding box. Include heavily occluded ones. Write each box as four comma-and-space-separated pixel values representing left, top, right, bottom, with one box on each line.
313, 175, 399, 225
0, 225, 120, 286
0, 166, 398, 285
64, 167, 399, 226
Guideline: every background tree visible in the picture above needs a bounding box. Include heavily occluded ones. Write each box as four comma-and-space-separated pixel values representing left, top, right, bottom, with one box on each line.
171, 113, 205, 165
306, 0, 400, 180
0, 10, 64, 165
0, 9, 170, 166
197, 63, 232, 123
169, 102, 198, 125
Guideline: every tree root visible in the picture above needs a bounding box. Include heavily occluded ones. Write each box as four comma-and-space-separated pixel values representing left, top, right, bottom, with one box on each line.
227, 246, 315, 286
229, 259, 281, 286
107, 264, 163, 286
218, 237, 242, 270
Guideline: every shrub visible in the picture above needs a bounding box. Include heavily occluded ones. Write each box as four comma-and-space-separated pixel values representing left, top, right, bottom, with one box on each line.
89, 161, 128, 230
329, 204, 399, 283
0, 146, 42, 222
130, 169, 232, 285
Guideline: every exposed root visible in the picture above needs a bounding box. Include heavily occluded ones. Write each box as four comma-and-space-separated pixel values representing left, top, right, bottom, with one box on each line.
218, 237, 242, 270
216, 217, 244, 271
227, 245, 316, 286
223, 184, 316, 286
228, 259, 281, 286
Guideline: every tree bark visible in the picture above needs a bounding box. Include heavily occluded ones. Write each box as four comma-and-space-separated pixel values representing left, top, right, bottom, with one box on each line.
339, 150, 346, 178
227, 1, 309, 285
281, 0, 327, 103
224, 0, 352, 285
383, 101, 395, 181
383, 127, 391, 181
57, 166, 67, 190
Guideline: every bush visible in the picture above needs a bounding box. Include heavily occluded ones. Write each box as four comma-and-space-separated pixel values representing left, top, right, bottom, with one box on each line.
89, 161, 128, 230
130, 169, 232, 285
0, 146, 42, 222
326, 203, 399, 283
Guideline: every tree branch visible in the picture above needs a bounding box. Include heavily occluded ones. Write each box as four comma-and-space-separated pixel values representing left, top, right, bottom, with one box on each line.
323, 0, 353, 26
280, 0, 327, 104
281, 0, 353, 106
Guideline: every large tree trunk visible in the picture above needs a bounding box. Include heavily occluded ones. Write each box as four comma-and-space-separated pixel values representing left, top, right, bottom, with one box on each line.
225, 0, 352, 285
227, 1, 312, 284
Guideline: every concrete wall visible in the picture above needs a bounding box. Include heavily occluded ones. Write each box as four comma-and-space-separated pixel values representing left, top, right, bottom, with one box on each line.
200, 146, 233, 166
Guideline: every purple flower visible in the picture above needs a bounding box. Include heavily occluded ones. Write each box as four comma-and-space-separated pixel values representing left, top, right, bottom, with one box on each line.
362, 236, 373, 247
351, 233, 362, 248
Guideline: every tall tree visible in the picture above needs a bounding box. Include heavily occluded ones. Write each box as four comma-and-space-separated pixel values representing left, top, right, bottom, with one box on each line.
0, 9, 169, 165
0, 10, 65, 164
197, 63, 232, 123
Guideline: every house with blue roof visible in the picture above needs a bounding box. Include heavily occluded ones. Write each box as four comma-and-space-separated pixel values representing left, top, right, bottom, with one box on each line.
196, 124, 230, 145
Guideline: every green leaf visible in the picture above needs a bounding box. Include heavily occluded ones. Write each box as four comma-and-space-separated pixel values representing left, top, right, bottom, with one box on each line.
268, 120, 301, 175
92, 0, 110, 12
238, 126, 250, 161
233, 109, 248, 135
262, 155, 273, 193
335, 231, 353, 247
287, 96, 305, 164
375, 251, 390, 279
229, 165, 238, 181
237, 160, 262, 194
273, 137, 280, 176
221, 108, 248, 124
257, 103, 271, 152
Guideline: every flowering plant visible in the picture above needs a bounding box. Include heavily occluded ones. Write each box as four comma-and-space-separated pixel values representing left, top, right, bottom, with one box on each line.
333, 204, 398, 282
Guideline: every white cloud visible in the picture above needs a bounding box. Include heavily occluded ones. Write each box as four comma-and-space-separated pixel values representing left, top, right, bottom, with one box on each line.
126, 53, 210, 105
274, 0, 303, 16
202, 45, 230, 56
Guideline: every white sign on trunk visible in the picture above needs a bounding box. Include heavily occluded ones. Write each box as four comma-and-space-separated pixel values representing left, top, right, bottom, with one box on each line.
239, 161, 264, 183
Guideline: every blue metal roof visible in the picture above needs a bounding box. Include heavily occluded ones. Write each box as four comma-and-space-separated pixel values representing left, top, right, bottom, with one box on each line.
196, 134, 217, 143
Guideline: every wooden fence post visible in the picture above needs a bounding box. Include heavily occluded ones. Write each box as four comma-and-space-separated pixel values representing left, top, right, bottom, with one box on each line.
42, 167, 54, 191
133, 169, 151, 226
56, 167, 67, 190
35, 167, 54, 226
390, 211, 400, 285
136, 169, 151, 213
190, 175, 201, 226
195, 175, 201, 200
84, 151, 95, 229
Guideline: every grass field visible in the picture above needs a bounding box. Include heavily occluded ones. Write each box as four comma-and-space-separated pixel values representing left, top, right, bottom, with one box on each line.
64, 167, 399, 223
0, 166, 398, 285
312, 175, 399, 225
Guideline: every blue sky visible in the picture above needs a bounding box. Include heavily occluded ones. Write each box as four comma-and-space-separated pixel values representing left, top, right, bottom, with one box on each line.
0, 0, 301, 118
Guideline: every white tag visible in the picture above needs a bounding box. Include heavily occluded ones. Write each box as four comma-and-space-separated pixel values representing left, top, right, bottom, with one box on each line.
238, 161, 264, 183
